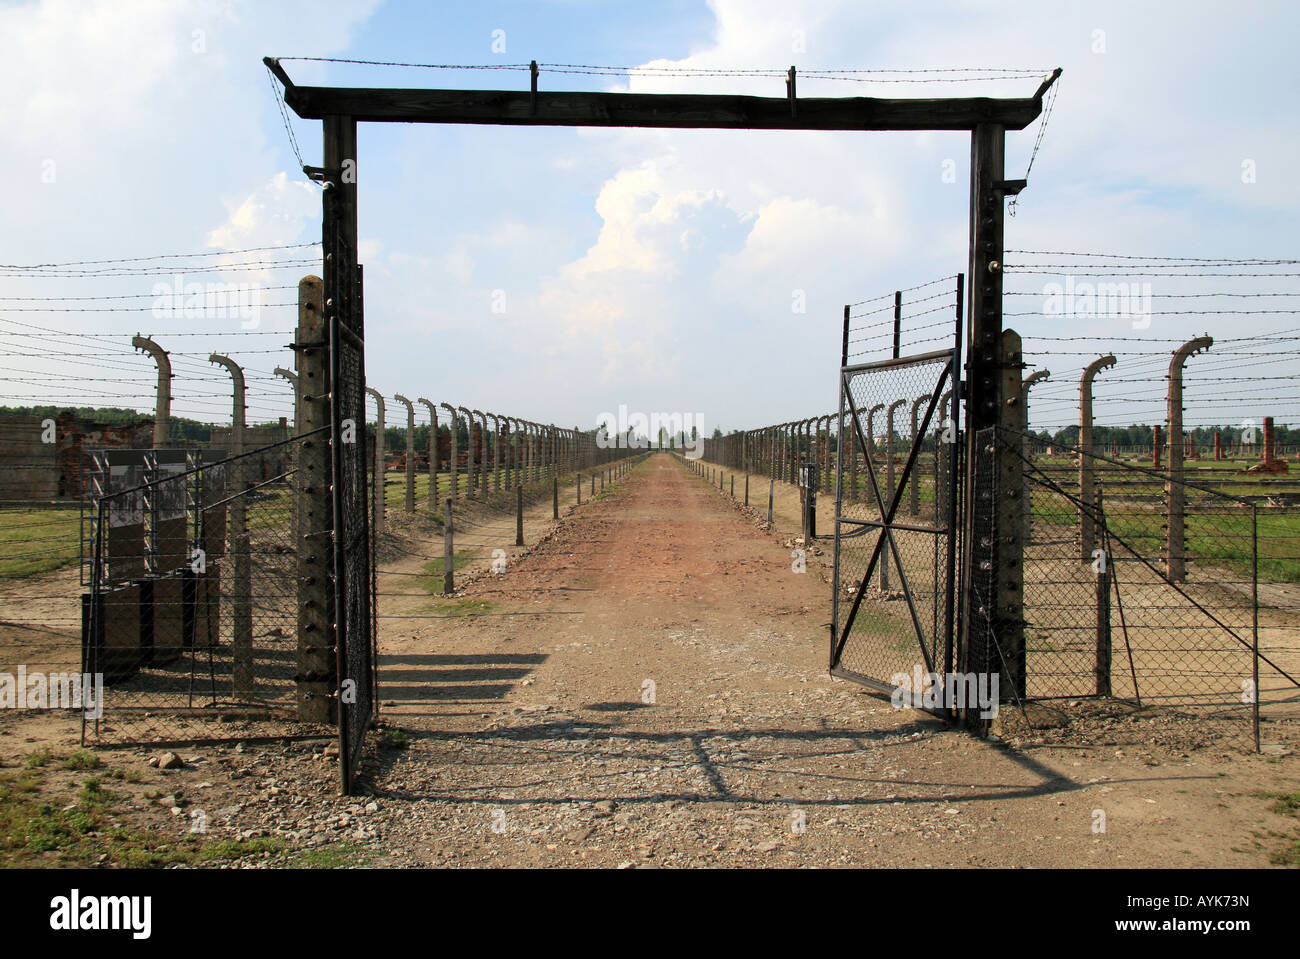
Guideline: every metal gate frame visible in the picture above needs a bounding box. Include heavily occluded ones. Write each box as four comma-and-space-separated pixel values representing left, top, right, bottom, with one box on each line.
324, 184, 376, 794
830, 342, 962, 711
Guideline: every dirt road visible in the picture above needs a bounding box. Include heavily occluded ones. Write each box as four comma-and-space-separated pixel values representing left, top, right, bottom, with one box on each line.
3, 452, 1295, 868
365, 453, 1297, 867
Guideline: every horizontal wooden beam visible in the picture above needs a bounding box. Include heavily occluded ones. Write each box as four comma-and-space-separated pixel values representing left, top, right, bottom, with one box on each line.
282, 85, 1042, 131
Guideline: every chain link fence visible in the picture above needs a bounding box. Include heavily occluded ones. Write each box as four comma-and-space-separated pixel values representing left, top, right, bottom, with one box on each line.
988, 426, 1300, 749
81, 433, 329, 745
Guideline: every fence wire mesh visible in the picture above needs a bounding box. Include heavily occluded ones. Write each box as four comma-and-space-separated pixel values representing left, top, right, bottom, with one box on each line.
990, 425, 1300, 750
80, 434, 329, 746
832, 350, 958, 696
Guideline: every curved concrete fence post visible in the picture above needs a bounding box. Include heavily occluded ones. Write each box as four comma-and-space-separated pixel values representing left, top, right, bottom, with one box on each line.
1165, 336, 1212, 582
364, 388, 386, 534
132, 335, 173, 448
393, 393, 416, 512
1079, 354, 1117, 561
417, 398, 439, 508
458, 407, 476, 497
440, 403, 459, 499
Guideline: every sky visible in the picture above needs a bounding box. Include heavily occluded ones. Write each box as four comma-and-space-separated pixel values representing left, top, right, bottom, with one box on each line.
1, 0, 1297, 438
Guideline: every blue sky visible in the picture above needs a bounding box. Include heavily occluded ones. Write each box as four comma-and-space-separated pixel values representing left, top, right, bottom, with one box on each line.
2, 0, 1297, 437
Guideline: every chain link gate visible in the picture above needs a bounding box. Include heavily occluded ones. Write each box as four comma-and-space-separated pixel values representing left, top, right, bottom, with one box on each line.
831, 344, 962, 715
324, 188, 376, 794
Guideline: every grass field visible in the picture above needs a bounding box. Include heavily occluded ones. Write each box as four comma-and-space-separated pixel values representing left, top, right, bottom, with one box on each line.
0, 507, 79, 579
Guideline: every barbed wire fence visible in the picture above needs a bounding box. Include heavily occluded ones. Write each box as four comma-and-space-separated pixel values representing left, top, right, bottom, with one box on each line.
992, 252, 1300, 747
0, 254, 640, 765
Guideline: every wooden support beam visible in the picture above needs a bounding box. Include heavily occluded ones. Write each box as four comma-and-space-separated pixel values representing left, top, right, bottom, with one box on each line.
283, 86, 1042, 131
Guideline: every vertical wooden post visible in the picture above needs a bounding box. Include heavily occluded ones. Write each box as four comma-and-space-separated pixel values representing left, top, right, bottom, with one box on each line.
443, 498, 454, 594
516, 485, 524, 546
959, 121, 1010, 726
553, 473, 559, 519
294, 275, 335, 722
893, 290, 902, 359
998, 329, 1026, 699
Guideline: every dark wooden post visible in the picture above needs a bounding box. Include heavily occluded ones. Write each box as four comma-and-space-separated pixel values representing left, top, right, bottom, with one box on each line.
959, 121, 1015, 725
516, 485, 524, 546
294, 275, 336, 722
893, 290, 902, 359
998, 329, 1026, 699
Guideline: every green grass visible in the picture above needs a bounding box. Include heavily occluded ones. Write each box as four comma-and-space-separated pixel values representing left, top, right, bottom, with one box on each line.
60, 749, 100, 771
0, 762, 287, 868
290, 840, 376, 869
0, 507, 80, 579
1262, 791, 1300, 817
435, 597, 494, 618
379, 728, 410, 750
415, 550, 476, 595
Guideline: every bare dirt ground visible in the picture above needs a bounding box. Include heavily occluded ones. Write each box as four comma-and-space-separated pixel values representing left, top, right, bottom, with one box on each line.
2, 452, 1298, 868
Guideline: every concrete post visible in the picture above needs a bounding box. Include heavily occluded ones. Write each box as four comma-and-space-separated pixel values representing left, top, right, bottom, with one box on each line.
489, 413, 503, 493
440, 403, 459, 499
909, 395, 928, 516
471, 410, 488, 496
393, 393, 416, 512
883, 399, 906, 590
1020, 370, 1049, 535
417, 398, 439, 508
458, 406, 476, 497
275, 366, 302, 545
132, 335, 172, 448
209, 352, 252, 696
867, 404, 885, 517
364, 388, 385, 536
1079, 354, 1116, 562
1165, 335, 1211, 582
